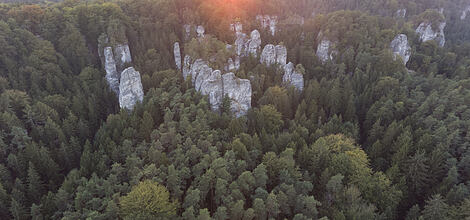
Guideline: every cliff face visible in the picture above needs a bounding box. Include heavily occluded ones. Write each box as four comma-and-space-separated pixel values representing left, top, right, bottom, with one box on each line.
390, 34, 411, 65
104, 47, 120, 95
119, 67, 144, 110
260, 44, 287, 66
256, 15, 278, 36
222, 73, 252, 117
114, 44, 132, 72
416, 21, 446, 47
462, 6, 470, 20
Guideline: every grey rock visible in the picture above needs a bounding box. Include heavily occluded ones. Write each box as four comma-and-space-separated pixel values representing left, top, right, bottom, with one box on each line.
199, 70, 224, 111
235, 32, 248, 56
390, 34, 411, 65
114, 44, 132, 72
184, 24, 191, 40
261, 44, 276, 66
174, 42, 182, 70
183, 55, 192, 80
461, 6, 470, 20
222, 72, 252, 117
119, 67, 144, 110
226, 58, 235, 71
261, 44, 287, 66
396, 9, 406, 18
316, 39, 334, 63
247, 30, 261, 56
275, 45, 287, 66
230, 22, 243, 34
416, 22, 446, 47
197, 25, 205, 38
282, 62, 304, 91
104, 47, 120, 95
256, 15, 277, 35
234, 56, 240, 70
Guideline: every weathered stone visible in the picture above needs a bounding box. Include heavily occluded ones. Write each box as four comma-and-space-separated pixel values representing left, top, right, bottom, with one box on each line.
416, 22, 446, 47
230, 22, 243, 34
183, 55, 191, 80
390, 34, 411, 65
235, 33, 248, 56
199, 70, 224, 111
222, 72, 252, 117
189, 59, 211, 87
275, 45, 287, 66
283, 62, 304, 91
261, 44, 276, 66
247, 30, 261, 56
396, 9, 406, 18
174, 42, 182, 70
184, 24, 191, 40
234, 56, 240, 70
316, 39, 334, 63
104, 47, 120, 95
256, 15, 277, 35
197, 25, 205, 38
119, 67, 144, 110
226, 58, 235, 71
114, 44, 132, 72
461, 6, 470, 20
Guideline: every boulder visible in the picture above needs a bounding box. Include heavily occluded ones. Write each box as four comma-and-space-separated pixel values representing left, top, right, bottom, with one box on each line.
119, 67, 144, 110
416, 21, 446, 47
104, 47, 120, 95
282, 62, 304, 91
316, 39, 334, 63
222, 72, 252, 117
174, 42, 182, 70
114, 44, 132, 72
390, 34, 411, 65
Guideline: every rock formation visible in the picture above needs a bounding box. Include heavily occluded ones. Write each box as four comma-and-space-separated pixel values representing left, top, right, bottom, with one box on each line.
119, 67, 144, 110
230, 22, 243, 34
114, 44, 132, 72
462, 6, 470, 20
396, 9, 406, 18
390, 34, 411, 65
283, 62, 304, 91
183, 55, 192, 80
184, 58, 252, 116
316, 39, 335, 63
174, 42, 182, 70
104, 47, 120, 95
260, 44, 287, 66
222, 73, 252, 117
256, 15, 278, 36
416, 21, 446, 47
247, 30, 262, 56
184, 24, 191, 40
197, 25, 205, 38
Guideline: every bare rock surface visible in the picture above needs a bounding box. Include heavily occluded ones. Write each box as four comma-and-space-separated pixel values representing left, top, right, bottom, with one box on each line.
416, 21, 446, 47
114, 44, 132, 72
222, 72, 252, 117
104, 47, 120, 95
174, 42, 182, 70
282, 62, 304, 91
390, 34, 411, 65
119, 67, 144, 110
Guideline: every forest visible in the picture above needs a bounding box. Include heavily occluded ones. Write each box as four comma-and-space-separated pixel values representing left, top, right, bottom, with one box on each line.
0, 0, 469, 219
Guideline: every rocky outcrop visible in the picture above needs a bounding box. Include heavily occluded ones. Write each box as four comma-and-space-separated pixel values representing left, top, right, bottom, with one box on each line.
183, 55, 192, 80
114, 44, 132, 72
260, 44, 287, 66
283, 62, 304, 91
390, 34, 411, 65
184, 59, 252, 116
230, 22, 243, 34
119, 67, 144, 110
416, 22, 446, 47
184, 24, 192, 40
260, 44, 276, 66
174, 42, 182, 70
256, 15, 278, 36
104, 47, 120, 95
396, 9, 406, 18
197, 25, 205, 38
247, 30, 261, 56
461, 6, 470, 20
316, 39, 335, 63
222, 73, 252, 117
234, 32, 248, 56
